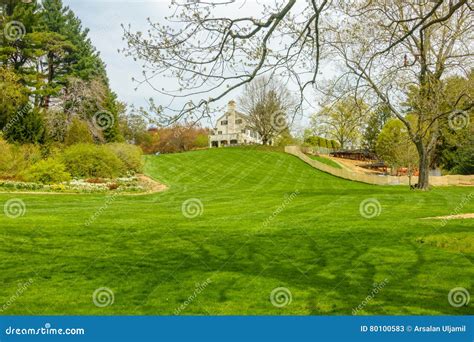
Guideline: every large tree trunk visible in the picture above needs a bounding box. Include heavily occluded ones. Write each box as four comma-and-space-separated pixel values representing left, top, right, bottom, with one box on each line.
44, 52, 55, 110
415, 142, 430, 190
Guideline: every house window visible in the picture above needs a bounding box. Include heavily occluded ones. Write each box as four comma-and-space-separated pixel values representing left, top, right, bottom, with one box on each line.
218, 131, 222, 135
241, 129, 246, 134
221, 120, 228, 125
235, 119, 242, 124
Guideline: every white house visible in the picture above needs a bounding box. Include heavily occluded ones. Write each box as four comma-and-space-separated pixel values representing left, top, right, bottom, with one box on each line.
209, 101, 263, 147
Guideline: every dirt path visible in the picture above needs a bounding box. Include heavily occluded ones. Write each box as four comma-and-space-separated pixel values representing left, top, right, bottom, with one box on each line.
422, 213, 474, 220
328, 156, 382, 175
135, 174, 168, 194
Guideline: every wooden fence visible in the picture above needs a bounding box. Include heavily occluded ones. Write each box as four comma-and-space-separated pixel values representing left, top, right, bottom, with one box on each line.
285, 146, 474, 187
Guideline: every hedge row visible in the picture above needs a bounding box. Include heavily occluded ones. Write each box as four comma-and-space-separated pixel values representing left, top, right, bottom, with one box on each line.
0, 139, 143, 184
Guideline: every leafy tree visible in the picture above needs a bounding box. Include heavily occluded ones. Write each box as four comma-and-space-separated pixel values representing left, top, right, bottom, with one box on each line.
332, 1, 473, 189
28, 31, 75, 108
4, 106, 45, 144
0, 66, 28, 129
239, 76, 296, 145
376, 118, 419, 185
0, 0, 41, 70
275, 128, 295, 147
119, 110, 148, 145
64, 117, 93, 146
432, 74, 474, 175
438, 130, 474, 175
44, 109, 67, 142
363, 105, 392, 152
311, 97, 367, 149
304, 135, 339, 150
61, 77, 123, 143
101, 91, 125, 143
36, 0, 108, 108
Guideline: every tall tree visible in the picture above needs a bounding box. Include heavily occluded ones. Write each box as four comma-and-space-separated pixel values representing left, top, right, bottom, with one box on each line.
0, 66, 28, 129
37, 0, 108, 108
376, 118, 419, 186
363, 105, 392, 152
311, 97, 367, 149
239, 76, 296, 145
122, 0, 471, 125
1, 0, 123, 145
330, 1, 473, 189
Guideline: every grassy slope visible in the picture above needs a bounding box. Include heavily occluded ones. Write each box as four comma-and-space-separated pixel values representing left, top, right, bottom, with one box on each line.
0, 147, 472, 315
307, 154, 343, 169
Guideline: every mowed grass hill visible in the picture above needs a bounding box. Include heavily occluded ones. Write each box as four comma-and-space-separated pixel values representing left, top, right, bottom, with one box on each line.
0, 147, 473, 315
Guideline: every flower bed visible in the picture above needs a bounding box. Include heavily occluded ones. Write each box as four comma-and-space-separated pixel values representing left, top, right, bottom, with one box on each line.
0, 176, 146, 194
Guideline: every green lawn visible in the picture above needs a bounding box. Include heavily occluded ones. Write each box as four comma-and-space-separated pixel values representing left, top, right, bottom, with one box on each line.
0, 147, 473, 315
307, 154, 343, 169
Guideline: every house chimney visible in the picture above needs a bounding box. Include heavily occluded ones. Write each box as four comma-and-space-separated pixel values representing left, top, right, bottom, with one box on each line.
228, 100, 236, 112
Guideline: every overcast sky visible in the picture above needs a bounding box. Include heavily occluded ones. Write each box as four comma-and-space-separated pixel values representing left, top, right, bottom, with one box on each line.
63, 0, 164, 111
63, 0, 331, 129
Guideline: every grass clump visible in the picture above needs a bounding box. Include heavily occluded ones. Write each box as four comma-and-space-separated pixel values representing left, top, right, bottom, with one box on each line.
307, 154, 342, 169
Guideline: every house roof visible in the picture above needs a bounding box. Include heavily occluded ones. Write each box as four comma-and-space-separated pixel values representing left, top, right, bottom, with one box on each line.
215, 110, 249, 125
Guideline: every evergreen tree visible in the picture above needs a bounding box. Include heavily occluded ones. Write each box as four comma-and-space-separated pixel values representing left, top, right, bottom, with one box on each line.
1, 0, 124, 145
4, 106, 45, 144
363, 105, 392, 152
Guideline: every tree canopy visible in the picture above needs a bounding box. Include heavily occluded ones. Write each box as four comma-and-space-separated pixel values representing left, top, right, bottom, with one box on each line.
0, 0, 122, 144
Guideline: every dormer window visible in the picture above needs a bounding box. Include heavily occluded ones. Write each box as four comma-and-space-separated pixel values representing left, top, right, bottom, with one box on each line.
221, 120, 228, 125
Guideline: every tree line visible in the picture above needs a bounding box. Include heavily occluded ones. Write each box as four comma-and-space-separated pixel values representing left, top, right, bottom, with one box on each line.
0, 0, 122, 146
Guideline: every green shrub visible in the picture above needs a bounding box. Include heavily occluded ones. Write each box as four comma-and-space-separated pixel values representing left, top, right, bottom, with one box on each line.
24, 159, 71, 184
0, 139, 42, 180
194, 134, 209, 148
106, 143, 143, 173
61, 144, 125, 178
65, 117, 93, 146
